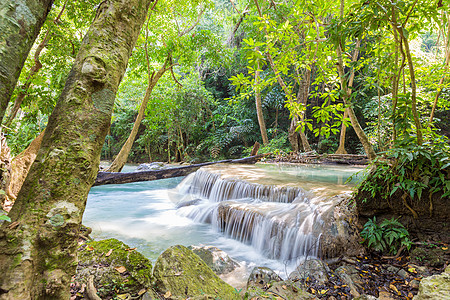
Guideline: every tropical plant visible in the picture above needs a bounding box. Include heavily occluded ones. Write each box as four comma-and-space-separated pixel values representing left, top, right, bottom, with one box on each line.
361, 217, 412, 254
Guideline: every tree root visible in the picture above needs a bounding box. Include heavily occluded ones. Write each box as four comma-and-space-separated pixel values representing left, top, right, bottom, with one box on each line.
87, 275, 102, 300
402, 193, 418, 219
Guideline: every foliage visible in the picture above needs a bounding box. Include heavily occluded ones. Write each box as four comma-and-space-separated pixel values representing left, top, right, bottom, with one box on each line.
357, 137, 450, 218
361, 217, 412, 254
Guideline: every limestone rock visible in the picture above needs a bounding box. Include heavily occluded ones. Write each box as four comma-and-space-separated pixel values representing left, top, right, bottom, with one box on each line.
189, 245, 240, 275
289, 258, 331, 285
414, 267, 450, 300
75, 238, 153, 299
246, 281, 315, 300
320, 194, 365, 258
335, 264, 364, 298
152, 245, 239, 299
247, 267, 283, 289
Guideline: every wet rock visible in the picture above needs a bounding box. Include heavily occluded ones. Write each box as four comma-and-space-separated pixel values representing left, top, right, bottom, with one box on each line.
152, 245, 239, 299
398, 268, 410, 279
335, 264, 363, 298
414, 266, 450, 299
320, 194, 365, 258
175, 198, 201, 208
246, 281, 315, 300
247, 267, 283, 289
136, 162, 166, 171
289, 259, 331, 285
189, 245, 240, 275
75, 238, 153, 299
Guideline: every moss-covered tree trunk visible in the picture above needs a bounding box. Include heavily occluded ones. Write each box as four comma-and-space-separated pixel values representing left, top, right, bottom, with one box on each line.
0, 0, 54, 124
0, 1, 151, 299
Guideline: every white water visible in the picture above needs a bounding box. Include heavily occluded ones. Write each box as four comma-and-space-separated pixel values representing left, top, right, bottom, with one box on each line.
83, 163, 363, 281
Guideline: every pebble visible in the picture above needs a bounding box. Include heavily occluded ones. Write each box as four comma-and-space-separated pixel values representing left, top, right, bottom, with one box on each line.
409, 279, 420, 289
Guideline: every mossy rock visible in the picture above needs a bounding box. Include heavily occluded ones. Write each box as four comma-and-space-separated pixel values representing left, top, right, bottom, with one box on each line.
152, 245, 240, 299
76, 238, 153, 298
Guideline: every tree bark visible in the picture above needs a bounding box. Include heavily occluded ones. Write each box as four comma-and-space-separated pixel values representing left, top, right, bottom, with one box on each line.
0, 1, 151, 299
106, 60, 169, 172
0, 0, 54, 124
3, 2, 67, 127
335, 108, 348, 154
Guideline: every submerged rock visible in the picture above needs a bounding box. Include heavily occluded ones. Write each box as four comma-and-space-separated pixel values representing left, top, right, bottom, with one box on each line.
75, 238, 153, 299
414, 266, 450, 300
189, 244, 240, 275
152, 245, 240, 299
247, 267, 283, 289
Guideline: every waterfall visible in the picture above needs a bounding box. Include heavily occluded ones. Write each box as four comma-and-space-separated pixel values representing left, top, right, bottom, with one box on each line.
175, 167, 329, 262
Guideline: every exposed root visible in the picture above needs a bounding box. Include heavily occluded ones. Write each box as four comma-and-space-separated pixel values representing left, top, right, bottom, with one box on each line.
402, 193, 418, 219
86, 275, 102, 300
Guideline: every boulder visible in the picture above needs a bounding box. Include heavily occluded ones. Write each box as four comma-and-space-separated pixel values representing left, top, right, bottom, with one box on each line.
152, 245, 240, 299
414, 266, 450, 299
75, 238, 153, 299
320, 194, 365, 258
189, 245, 240, 275
289, 258, 330, 285
247, 267, 283, 289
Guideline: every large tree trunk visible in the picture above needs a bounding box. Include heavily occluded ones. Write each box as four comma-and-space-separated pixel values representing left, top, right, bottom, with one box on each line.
3, 2, 67, 127
0, 0, 54, 124
106, 62, 169, 172
0, 1, 151, 299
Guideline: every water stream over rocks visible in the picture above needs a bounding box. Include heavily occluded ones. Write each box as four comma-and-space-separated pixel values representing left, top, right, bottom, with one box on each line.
83, 163, 363, 280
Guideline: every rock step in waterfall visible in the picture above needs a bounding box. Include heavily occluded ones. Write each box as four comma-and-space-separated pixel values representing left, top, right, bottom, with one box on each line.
174, 165, 362, 262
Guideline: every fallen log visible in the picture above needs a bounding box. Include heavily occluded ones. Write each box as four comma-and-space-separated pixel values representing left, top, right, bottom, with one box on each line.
93, 154, 269, 186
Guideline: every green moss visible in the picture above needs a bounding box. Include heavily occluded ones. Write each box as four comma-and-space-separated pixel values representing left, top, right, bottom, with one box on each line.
153, 245, 240, 300
76, 238, 153, 298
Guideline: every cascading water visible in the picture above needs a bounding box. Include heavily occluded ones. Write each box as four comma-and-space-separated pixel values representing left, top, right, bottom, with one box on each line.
175, 165, 337, 262
84, 163, 361, 281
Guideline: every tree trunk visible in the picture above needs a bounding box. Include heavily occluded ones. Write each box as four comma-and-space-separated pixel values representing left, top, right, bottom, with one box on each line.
106, 61, 169, 172
335, 0, 376, 161
254, 49, 269, 145
95, 155, 268, 186
3, 2, 67, 127
335, 108, 348, 154
0, 1, 151, 299
6, 130, 45, 205
429, 16, 450, 124
0, 0, 54, 124
295, 68, 312, 152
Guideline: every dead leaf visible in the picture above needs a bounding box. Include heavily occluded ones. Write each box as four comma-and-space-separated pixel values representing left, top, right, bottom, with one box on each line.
7, 221, 20, 229
138, 289, 146, 296
442, 247, 448, 250
106, 249, 113, 257
115, 266, 127, 273
282, 285, 287, 290
320, 289, 328, 294
310, 288, 316, 294
117, 293, 130, 300
125, 248, 136, 252
174, 271, 182, 276
164, 291, 172, 298
86, 245, 94, 251
390, 284, 399, 295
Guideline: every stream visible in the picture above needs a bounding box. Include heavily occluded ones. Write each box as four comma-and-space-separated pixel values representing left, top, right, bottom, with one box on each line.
83, 163, 363, 283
